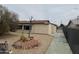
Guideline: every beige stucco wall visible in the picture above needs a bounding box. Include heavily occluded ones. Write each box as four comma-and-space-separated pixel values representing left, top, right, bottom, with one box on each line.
32, 24, 56, 35
48, 24, 52, 35
48, 24, 56, 35
17, 23, 56, 35
51, 24, 56, 34
31, 24, 49, 34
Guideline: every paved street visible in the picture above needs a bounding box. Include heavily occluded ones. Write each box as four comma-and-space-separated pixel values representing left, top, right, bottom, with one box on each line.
46, 30, 72, 54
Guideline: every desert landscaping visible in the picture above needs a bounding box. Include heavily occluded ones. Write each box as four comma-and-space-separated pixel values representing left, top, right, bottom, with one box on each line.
0, 31, 53, 54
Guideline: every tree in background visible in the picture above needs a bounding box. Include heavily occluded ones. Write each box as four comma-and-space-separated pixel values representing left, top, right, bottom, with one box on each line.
0, 5, 18, 35
9, 12, 18, 32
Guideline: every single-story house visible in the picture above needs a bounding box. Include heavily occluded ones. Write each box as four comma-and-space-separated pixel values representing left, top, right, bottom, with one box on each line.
67, 16, 79, 29
17, 20, 57, 35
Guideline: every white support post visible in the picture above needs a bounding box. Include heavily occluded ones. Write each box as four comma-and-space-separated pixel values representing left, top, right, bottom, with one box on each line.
22, 25, 24, 35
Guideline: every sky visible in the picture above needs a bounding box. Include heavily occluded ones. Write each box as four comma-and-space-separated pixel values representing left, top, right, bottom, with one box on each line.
2, 4, 79, 26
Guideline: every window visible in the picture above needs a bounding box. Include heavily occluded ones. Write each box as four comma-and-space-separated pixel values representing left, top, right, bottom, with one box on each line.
18, 25, 32, 30
24, 25, 30, 30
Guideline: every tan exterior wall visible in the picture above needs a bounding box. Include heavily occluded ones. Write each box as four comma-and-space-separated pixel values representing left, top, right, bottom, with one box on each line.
48, 24, 52, 35
48, 24, 56, 35
17, 23, 56, 35
51, 25, 56, 34
31, 24, 49, 34
32, 24, 56, 35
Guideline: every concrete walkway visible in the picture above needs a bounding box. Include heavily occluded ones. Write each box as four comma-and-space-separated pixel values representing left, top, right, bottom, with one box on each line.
46, 30, 72, 54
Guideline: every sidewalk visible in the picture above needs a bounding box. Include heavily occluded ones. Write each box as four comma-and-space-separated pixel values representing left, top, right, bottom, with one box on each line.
46, 30, 72, 54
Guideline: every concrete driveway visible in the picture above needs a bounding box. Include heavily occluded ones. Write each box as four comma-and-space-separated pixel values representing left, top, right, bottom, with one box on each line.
46, 30, 72, 54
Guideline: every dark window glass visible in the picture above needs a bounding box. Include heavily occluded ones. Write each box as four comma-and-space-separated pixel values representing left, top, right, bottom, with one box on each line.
24, 25, 30, 30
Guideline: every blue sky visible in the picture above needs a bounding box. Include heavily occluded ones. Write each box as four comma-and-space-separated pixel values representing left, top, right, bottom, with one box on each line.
2, 4, 79, 25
